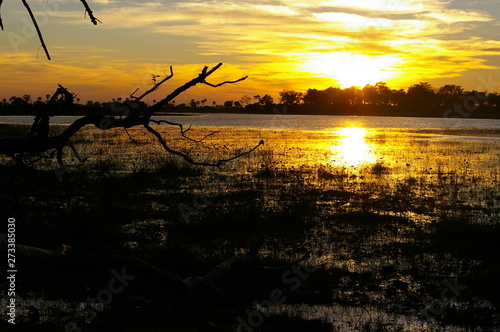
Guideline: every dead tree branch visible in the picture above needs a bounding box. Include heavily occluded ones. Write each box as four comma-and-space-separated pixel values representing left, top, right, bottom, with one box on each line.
29, 84, 72, 138
1, 0, 99, 59
0, 0, 4, 30
143, 63, 248, 119
144, 124, 263, 167
148, 119, 220, 143
80, 0, 100, 25
0, 64, 257, 178
202, 76, 249, 88
131, 66, 174, 102
21, 0, 51, 60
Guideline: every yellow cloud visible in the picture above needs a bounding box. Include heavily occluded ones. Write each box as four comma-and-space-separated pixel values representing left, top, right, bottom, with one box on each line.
1, 0, 499, 102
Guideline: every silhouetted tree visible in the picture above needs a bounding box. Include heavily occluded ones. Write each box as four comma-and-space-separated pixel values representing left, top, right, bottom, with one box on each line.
22, 94, 32, 104
255, 94, 273, 106
488, 92, 500, 107
324, 87, 343, 106
362, 85, 376, 105
342, 86, 363, 106
390, 89, 406, 107
240, 95, 252, 106
279, 89, 303, 105
475, 91, 488, 106
303, 89, 328, 106
437, 84, 464, 108
373, 82, 392, 105
9, 96, 28, 108
406, 82, 437, 108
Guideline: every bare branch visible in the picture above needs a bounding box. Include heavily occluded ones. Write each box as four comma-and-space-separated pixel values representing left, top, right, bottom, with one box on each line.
123, 127, 140, 146
29, 84, 73, 138
0, 0, 4, 30
66, 143, 87, 163
0, 115, 145, 156
144, 124, 264, 167
2, 1, 99, 60
56, 114, 146, 144
21, 0, 51, 60
144, 124, 207, 165
1, 65, 256, 171
205, 62, 223, 76
144, 63, 245, 119
131, 66, 174, 102
214, 139, 264, 165
202, 76, 249, 88
80, 0, 101, 25
149, 119, 220, 143
129, 88, 140, 99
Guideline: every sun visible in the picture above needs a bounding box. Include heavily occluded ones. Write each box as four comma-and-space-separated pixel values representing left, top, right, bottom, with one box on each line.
304, 52, 404, 88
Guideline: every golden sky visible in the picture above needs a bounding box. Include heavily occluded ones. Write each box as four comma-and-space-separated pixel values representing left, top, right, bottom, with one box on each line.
0, 0, 499, 104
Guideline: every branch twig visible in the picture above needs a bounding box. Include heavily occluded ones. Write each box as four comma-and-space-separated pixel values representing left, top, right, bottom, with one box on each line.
143, 63, 248, 119
149, 119, 220, 143
202, 76, 249, 88
123, 127, 139, 146
21, 0, 50, 60
0, 65, 257, 170
131, 66, 174, 102
144, 124, 263, 167
80, 0, 100, 25
0, 0, 4, 30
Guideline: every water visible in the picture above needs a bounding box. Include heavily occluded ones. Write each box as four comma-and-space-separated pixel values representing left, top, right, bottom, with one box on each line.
2, 113, 500, 131
2, 114, 499, 330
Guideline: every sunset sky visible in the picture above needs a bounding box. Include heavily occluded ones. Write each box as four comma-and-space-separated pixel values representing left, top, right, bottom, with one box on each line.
1, 0, 499, 104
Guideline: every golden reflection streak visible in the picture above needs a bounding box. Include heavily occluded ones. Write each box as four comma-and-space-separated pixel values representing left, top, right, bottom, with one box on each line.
330, 127, 376, 166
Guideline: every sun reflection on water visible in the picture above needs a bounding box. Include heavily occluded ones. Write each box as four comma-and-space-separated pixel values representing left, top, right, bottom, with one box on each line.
330, 127, 376, 166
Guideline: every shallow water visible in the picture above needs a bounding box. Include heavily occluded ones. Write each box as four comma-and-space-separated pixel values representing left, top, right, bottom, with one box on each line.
2, 113, 500, 131
1, 119, 499, 330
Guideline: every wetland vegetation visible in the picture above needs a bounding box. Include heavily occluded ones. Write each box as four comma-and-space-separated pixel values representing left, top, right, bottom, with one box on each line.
1, 122, 499, 331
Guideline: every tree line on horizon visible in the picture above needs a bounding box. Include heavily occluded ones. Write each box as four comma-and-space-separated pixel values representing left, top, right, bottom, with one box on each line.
235, 82, 500, 116
1, 81, 500, 117
236, 82, 500, 113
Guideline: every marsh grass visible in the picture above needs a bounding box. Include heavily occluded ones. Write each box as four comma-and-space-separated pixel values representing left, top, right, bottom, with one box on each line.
1, 125, 499, 331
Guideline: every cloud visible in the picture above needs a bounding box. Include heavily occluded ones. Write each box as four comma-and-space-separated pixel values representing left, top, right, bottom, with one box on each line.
1, 0, 499, 101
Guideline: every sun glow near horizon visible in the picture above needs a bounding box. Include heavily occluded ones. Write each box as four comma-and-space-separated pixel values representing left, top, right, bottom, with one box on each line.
303, 52, 405, 88
0, 0, 498, 102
